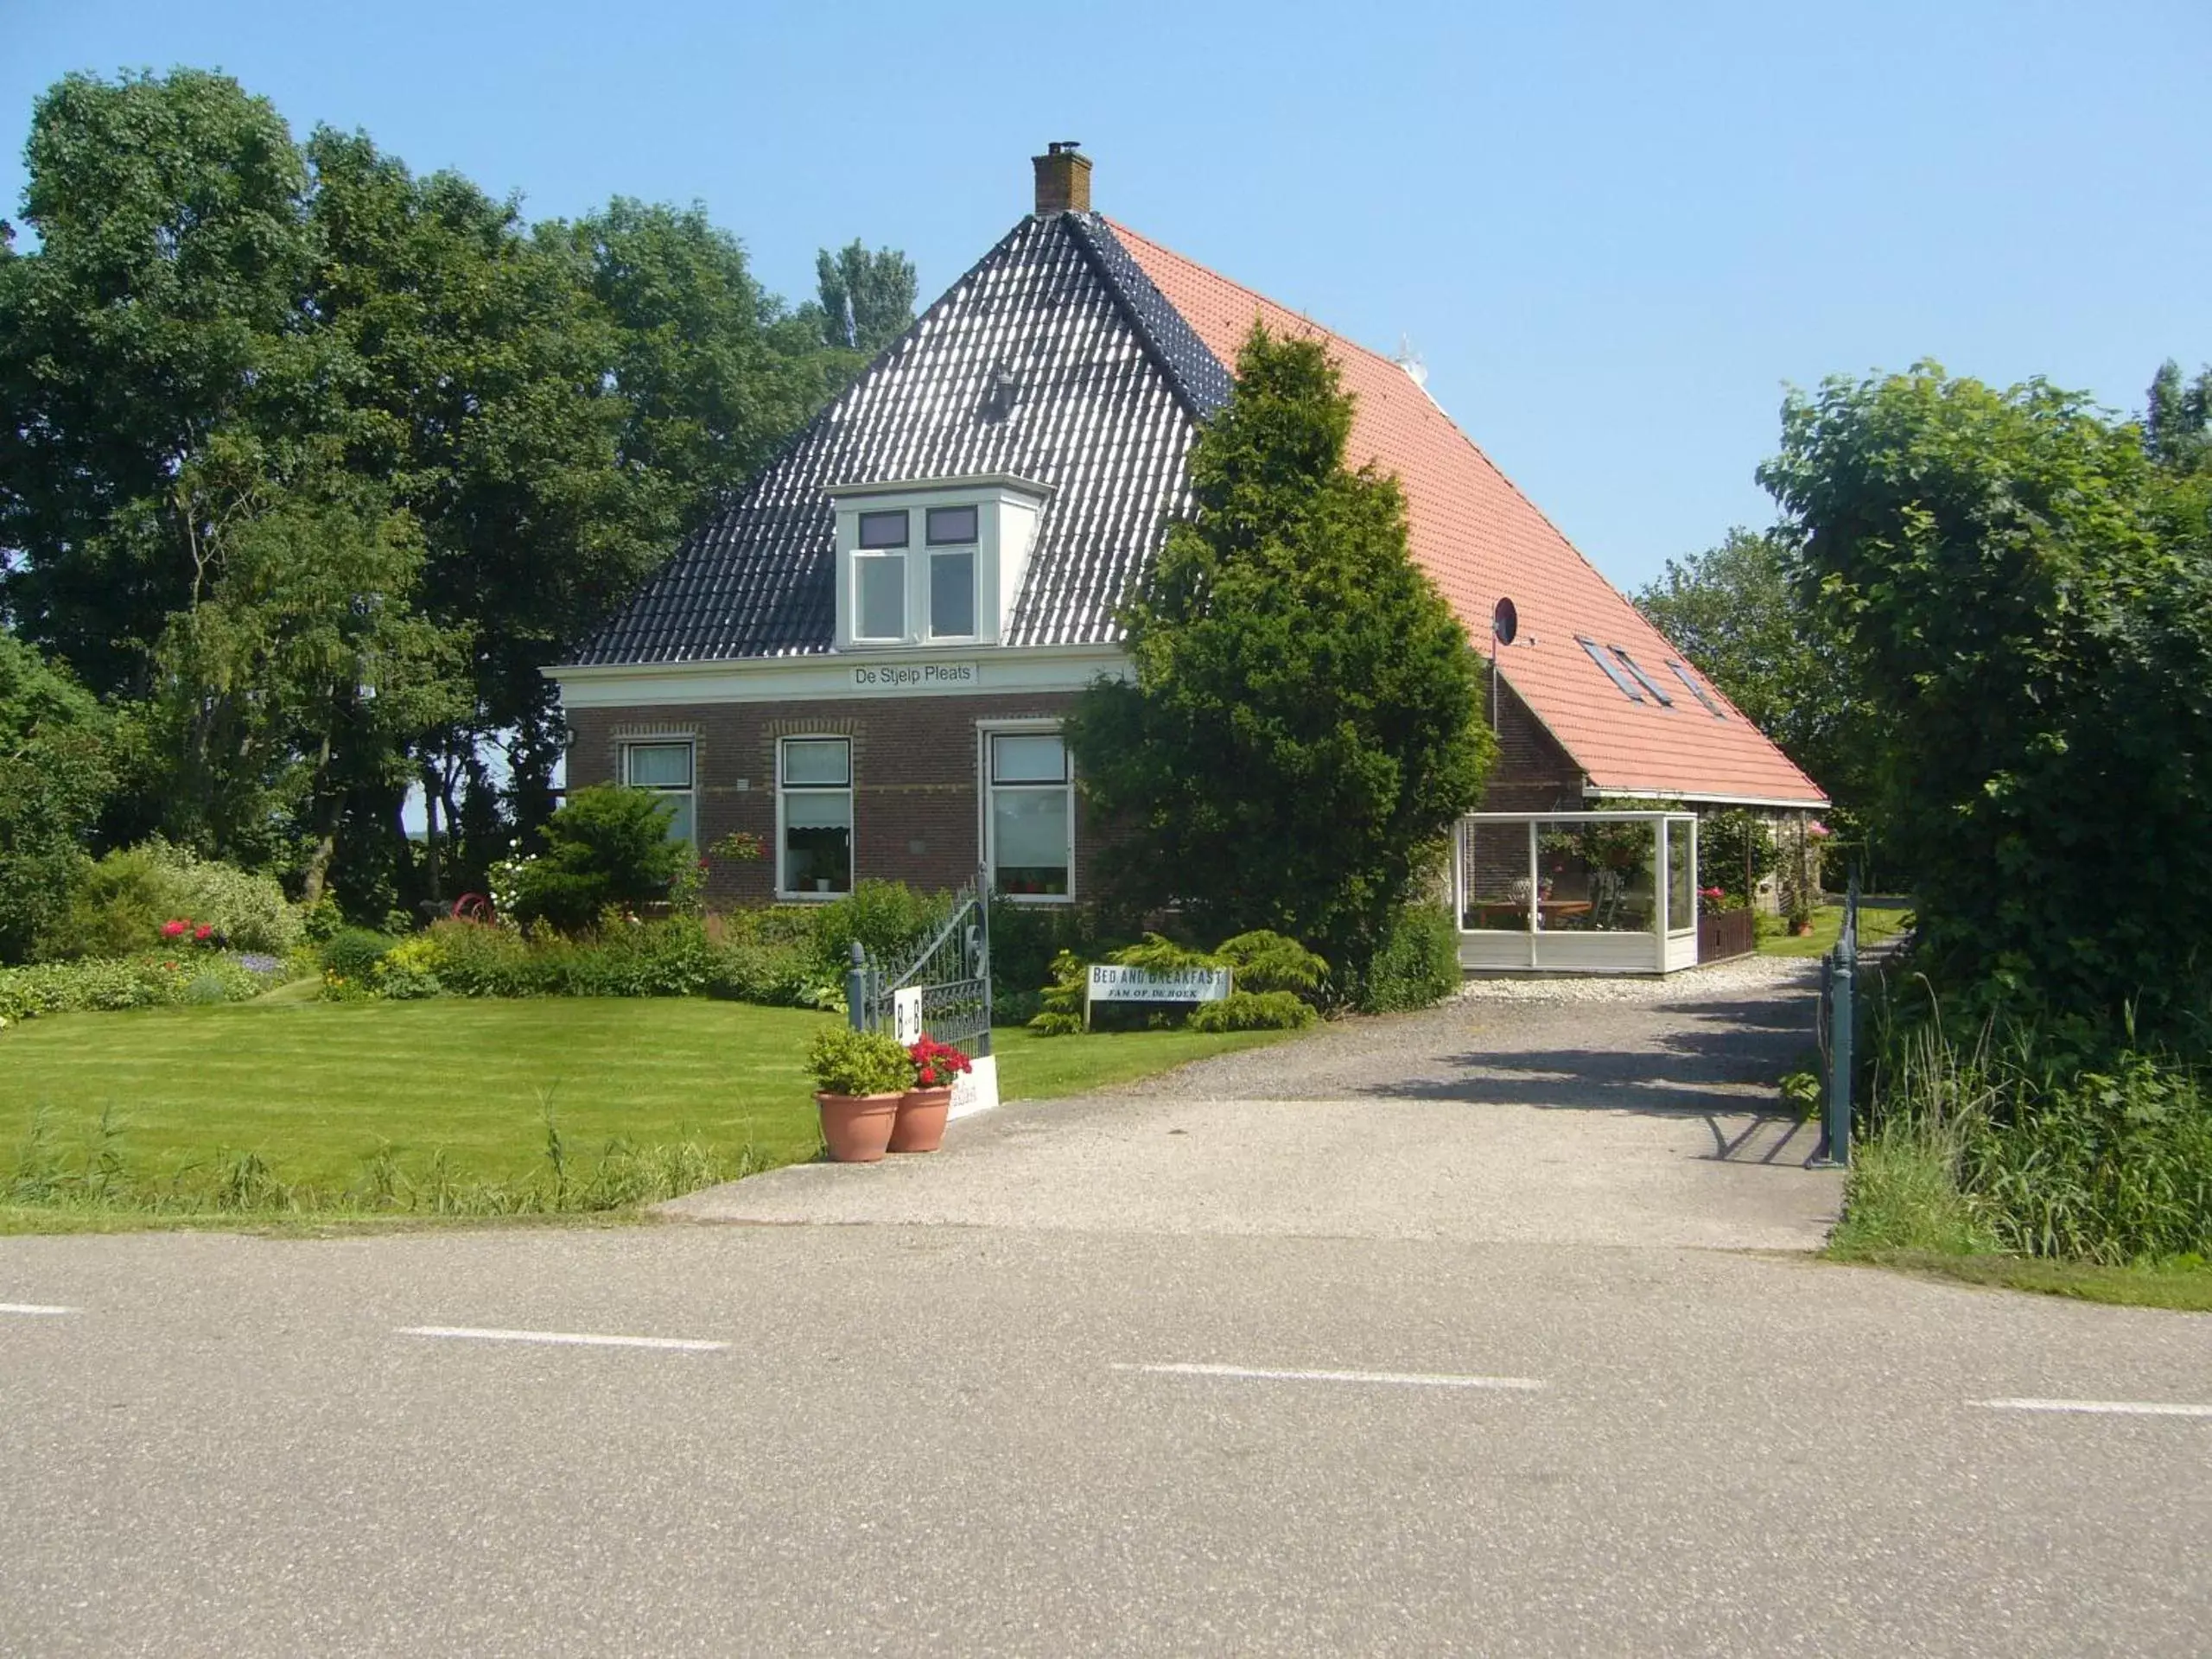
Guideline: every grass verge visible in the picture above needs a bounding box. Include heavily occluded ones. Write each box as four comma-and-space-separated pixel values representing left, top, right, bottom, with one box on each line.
0, 998, 1295, 1231
1826, 1119, 2212, 1313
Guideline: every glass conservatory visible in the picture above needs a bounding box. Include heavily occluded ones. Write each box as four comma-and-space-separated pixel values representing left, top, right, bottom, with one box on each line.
1453, 811, 1700, 975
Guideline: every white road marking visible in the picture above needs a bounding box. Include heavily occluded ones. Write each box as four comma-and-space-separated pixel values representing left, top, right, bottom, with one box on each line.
1117, 1362, 1544, 1391
1977, 1397, 2212, 1419
399, 1325, 728, 1353
0, 1303, 75, 1317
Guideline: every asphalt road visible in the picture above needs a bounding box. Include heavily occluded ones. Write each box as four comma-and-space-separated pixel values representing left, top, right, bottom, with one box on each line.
3, 1223, 2209, 1656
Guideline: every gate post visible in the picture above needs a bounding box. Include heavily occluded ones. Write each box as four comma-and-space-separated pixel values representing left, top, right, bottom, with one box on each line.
846, 941, 868, 1034
1810, 873, 1857, 1169
974, 871, 993, 1058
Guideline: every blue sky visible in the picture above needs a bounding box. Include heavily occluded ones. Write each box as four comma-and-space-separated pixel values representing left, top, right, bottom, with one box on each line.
7, 0, 2208, 593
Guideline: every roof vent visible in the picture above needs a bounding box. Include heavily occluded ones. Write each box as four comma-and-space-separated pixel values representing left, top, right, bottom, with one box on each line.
1033, 142, 1091, 215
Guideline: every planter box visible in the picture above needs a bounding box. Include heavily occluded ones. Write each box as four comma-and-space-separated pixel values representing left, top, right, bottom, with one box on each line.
1698, 909, 1756, 962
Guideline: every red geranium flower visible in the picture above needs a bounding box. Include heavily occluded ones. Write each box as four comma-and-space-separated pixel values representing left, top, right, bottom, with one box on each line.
161, 919, 189, 938
906, 1034, 973, 1088
193, 924, 213, 943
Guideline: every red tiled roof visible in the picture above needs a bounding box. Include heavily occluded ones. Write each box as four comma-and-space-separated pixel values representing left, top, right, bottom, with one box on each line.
1110, 220, 1827, 808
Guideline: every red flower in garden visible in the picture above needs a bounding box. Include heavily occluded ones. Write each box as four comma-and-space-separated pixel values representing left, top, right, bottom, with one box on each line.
193, 925, 213, 943
161, 918, 189, 938
906, 1034, 973, 1088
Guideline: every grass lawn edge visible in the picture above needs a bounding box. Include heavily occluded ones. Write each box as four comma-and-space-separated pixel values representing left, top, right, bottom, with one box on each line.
1825, 1244, 2212, 1313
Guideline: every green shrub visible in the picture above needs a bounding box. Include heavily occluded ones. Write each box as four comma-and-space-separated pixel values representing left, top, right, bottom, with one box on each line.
372, 935, 446, 1001
149, 840, 298, 953
0, 953, 287, 1024
1188, 989, 1318, 1033
988, 899, 1111, 1004
320, 927, 397, 982
548, 918, 714, 998
1027, 949, 1090, 1036
1214, 931, 1328, 997
35, 845, 176, 960
35, 840, 300, 962
182, 969, 232, 1006
512, 785, 691, 933
812, 880, 952, 975
705, 939, 822, 1007
715, 905, 824, 950
804, 1025, 914, 1096
413, 920, 545, 996
1346, 901, 1459, 1013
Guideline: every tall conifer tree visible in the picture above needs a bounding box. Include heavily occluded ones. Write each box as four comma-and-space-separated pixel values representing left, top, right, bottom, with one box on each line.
1066, 325, 1493, 989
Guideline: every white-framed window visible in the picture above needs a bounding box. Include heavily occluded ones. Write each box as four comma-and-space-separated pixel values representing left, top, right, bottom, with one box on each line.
982, 725, 1073, 900
779, 736, 853, 899
925, 504, 978, 640
854, 510, 908, 641
622, 741, 696, 847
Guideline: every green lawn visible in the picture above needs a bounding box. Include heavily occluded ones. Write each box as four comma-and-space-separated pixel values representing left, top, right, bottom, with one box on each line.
1757, 899, 1915, 958
1, 998, 1292, 1227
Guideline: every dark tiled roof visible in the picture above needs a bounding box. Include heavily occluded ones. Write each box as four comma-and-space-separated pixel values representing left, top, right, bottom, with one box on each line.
568, 213, 1222, 665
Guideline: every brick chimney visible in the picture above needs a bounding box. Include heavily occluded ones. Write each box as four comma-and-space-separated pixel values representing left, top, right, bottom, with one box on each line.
1032, 142, 1091, 215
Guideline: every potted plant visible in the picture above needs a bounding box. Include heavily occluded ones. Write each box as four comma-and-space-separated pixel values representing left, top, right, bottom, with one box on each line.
805, 1026, 915, 1163
891, 1034, 972, 1154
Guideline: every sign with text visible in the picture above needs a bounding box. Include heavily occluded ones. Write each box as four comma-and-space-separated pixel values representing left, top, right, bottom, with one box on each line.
850, 660, 978, 693
892, 987, 924, 1047
1085, 964, 1233, 1009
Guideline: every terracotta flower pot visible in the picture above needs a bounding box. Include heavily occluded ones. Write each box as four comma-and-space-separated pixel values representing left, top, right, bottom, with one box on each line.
889, 1086, 953, 1154
816, 1092, 901, 1163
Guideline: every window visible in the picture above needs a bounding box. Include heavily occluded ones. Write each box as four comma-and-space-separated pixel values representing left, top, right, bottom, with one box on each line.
1577, 636, 1647, 702
1666, 819, 1695, 936
779, 738, 852, 898
854, 511, 907, 641
986, 730, 1072, 899
622, 741, 695, 847
925, 505, 977, 543
1610, 646, 1674, 706
1669, 660, 1728, 719
925, 505, 977, 639
857, 510, 909, 548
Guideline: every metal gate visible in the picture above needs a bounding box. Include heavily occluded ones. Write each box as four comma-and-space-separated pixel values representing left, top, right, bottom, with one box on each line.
846, 874, 993, 1058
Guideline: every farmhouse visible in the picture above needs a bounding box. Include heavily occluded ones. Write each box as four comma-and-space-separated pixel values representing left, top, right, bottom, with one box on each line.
548, 146, 1825, 967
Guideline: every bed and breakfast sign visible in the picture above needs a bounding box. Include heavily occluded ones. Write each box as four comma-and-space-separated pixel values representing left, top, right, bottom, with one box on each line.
1083, 964, 1232, 1028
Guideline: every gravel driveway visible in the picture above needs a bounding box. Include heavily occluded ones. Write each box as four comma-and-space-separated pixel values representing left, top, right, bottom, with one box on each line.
665, 956, 1844, 1250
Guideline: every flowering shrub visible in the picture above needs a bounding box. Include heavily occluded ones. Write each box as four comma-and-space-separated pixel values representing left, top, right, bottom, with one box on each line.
0, 952, 289, 1025
1697, 885, 1732, 917
906, 1034, 972, 1089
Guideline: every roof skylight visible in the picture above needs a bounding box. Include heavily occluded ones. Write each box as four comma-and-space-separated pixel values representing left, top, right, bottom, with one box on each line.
1577, 636, 1646, 702
1668, 660, 1729, 720
1610, 647, 1674, 707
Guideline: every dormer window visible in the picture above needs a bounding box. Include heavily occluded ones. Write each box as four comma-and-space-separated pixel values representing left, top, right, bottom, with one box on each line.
827, 474, 1054, 652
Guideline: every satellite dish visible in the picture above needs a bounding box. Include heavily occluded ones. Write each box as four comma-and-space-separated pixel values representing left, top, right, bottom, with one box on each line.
1491, 597, 1518, 648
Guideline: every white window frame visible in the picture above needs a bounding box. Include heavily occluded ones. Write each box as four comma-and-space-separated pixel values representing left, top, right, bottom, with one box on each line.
776, 735, 854, 901
925, 505, 979, 643
978, 719, 1075, 905
620, 740, 696, 848
852, 510, 910, 643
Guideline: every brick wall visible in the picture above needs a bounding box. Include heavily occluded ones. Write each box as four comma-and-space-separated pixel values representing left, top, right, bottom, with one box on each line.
565, 692, 1103, 906
1481, 675, 1586, 810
